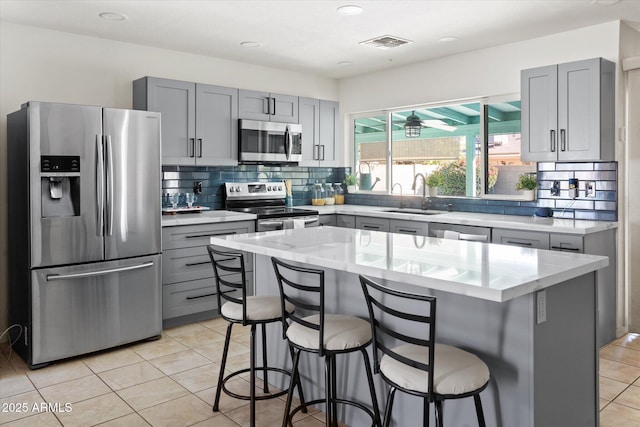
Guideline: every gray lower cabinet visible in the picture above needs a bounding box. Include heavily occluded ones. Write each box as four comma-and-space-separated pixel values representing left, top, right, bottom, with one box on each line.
336, 214, 356, 228
389, 219, 429, 236
134, 76, 238, 166
493, 227, 616, 347
492, 228, 550, 249
318, 214, 337, 227
356, 216, 390, 232
161, 221, 255, 328
428, 223, 491, 241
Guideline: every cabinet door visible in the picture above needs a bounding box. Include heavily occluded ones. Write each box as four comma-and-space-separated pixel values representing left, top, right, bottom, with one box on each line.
389, 219, 429, 236
195, 84, 238, 166
336, 215, 355, 228
356, 216, 390, 232
318, 214, 337, 227
492, 228, 550, 249
272, 93, 299, 123
557, 59, 602, 161
239, 89, 271, 121
521, 65, 558, 162
142, 78, 196, 166
428, 223, 491, 240
550, 234, 583, 253
298, 97, 320, 166
319, 100, 340, 166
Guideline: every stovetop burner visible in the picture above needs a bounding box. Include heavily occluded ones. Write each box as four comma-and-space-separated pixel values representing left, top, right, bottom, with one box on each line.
224, 181, 318, 219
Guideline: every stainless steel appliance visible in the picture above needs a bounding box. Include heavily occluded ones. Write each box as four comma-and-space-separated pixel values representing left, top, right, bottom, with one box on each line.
224, 182, 318, 231
7, 101, 162, 368
238, 119, 302, 164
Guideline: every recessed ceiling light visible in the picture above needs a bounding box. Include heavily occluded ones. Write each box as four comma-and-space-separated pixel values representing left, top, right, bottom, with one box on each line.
591, 0, 620, 5
338, 61, 353, 66
240, 41, 261, 48
439, 36, 458, 43
99, 12, 128, 21
336, 5, 363, 15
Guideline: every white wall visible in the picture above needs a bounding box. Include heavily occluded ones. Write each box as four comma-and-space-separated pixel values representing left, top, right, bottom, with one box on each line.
0, 22, 338, 337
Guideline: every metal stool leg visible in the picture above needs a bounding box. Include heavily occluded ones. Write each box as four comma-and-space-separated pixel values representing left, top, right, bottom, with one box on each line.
383, 387, 397, 427
360, 348, 382, 427
474, 394, 486, 427
261, 323, 270, 393
325, 355, 333, 427
213, 322, 233, 412
282, 347, 301, 427
287, 344, 307, 413
250, 324, 257, 427
435, 401, 443, 427
423, 397, 430, 427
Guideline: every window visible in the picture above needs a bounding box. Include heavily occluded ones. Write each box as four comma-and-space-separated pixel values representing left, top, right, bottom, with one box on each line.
352, 96, 534, 198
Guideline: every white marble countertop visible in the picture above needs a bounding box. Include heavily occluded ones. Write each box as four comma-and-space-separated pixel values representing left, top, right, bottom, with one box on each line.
304, 204, 617, 234
162, 210, 255, 226
210, 226, 609, 302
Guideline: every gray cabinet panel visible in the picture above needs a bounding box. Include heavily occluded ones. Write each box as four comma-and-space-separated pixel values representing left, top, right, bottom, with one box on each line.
428, 223, 491, 240
389, 219, 429, 236
336, 215, 355, 228
299, 97, 320, 166
239, 89, 298, 123
319, 100, 340, 166
318, 214, 337, 227
492, 229, 550, 249
550, 234, 583, 252
521, 65, 557, 162
162, 221, 254, 250
195, 84, 239, 166
299, 98, 340, 166
356, 216, 390, 232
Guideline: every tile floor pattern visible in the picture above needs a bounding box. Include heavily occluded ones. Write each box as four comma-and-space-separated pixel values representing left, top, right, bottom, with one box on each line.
0, 319, 638, 426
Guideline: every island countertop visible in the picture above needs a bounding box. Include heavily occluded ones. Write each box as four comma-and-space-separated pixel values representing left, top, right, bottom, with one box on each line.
210, 226, 608, 302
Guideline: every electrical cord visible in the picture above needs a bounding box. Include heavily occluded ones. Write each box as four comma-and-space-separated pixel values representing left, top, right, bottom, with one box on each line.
0, 324, 23, 362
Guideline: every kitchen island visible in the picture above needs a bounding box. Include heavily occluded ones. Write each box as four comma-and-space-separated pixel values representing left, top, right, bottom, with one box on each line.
211, 226, 608, 426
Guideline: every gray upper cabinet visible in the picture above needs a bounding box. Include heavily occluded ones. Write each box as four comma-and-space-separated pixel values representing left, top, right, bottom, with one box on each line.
299, 97, 340, 166
238, 89, 298, 123
134, 77, 238, 166
521, 58, 615, 162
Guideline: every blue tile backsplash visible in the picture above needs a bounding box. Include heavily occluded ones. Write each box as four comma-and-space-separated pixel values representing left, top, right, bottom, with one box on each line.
162, 161, 617, 221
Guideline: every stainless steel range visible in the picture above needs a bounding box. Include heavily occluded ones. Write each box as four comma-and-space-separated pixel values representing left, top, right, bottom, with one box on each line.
224, 182, 319, 231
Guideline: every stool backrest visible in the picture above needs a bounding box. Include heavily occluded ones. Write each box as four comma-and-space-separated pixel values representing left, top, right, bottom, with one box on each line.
271, 257, 326, 355
207, 246, 248, 324
359, 275, 437, 397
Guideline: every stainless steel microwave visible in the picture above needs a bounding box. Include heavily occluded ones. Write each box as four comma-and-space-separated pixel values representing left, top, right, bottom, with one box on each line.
239, 119, 302, 164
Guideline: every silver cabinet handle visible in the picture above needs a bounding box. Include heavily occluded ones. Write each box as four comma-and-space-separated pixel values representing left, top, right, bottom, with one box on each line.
320, 145, 325, 161
550, 129, 556, 152
46, 262, 154, 281
560, 129, 566, 151
197, 138, 203, 158
189, 138, 195, 157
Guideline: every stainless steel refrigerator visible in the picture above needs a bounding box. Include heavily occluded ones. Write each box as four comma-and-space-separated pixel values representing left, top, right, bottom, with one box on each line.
7, 101, 162, 368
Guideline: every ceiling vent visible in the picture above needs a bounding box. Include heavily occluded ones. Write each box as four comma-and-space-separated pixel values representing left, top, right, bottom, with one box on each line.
359, 35, 412, 49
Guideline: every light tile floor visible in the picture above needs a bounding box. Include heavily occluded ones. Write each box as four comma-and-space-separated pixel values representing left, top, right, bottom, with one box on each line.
1, 319, 639, 426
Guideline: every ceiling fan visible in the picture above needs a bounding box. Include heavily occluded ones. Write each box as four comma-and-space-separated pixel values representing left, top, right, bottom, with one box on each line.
395, 111, 457, 137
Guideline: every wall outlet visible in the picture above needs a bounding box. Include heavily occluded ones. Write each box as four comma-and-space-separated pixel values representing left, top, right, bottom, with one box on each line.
536, 290, 547, 324
585, 181, 596, 197
551, 181, 560, 197
193, 181, 202, 195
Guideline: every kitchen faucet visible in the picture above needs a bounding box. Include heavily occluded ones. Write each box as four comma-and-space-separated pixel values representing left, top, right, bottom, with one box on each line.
391, 183, 406, 208
412, 173, 430, 210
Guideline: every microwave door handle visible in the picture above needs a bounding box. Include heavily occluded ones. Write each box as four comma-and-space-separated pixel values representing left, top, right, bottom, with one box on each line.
285, 125, 292, 160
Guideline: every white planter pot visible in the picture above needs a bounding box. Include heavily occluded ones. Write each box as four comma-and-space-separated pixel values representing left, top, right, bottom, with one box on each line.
428, 186, 438, 197
347, 185, 357, 193
522, 189, 536, 201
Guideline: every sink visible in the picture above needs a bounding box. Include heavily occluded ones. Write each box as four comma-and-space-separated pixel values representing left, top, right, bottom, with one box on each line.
383, 209, 443, 215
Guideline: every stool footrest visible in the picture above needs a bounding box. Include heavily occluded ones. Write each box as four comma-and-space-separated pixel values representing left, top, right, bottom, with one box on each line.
286, 398, 377, 427
221, 367, 291, 402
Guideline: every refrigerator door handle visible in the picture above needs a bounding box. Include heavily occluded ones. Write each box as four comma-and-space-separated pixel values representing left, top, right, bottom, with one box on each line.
96, 135, 105, 236
46, 261, 154, 281
105, 135, 114, 236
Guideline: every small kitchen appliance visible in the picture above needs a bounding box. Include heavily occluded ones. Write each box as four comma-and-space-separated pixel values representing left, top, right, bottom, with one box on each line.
238, 119, 302, 164
224, 182, 319, 231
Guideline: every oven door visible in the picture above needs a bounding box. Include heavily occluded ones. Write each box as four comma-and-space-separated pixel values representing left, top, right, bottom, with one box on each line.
239, 120, 302, 163
257, 215, 319, 232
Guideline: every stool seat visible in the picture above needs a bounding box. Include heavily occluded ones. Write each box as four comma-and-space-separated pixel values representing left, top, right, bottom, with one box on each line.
286, 314, 371, 351
380, 343, 490, 395
221, 296, 294, 322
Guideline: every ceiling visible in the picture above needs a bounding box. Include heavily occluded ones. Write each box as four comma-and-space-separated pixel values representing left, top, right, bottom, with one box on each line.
1, 0, 638, 79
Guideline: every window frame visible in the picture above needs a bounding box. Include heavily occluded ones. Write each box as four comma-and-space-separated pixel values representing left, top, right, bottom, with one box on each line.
350, 93, 532, 200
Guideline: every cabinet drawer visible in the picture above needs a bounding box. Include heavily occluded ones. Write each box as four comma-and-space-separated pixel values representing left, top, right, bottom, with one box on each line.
162, 275, 253, 320
389, 219, 429, 236
550, 234, 584, 253
429, 223, 491, 241
356, 217, 390, 232
162, 221, 255, 250
492, 229, 550, 249
318, 215, 337, 227
162, 246, 253, 285
336, 215, 355, 228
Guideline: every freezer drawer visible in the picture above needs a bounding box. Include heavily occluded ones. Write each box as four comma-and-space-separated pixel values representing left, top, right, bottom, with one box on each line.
30, 254, 161, 366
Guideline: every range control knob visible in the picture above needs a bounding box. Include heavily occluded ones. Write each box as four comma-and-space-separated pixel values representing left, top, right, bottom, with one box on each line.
235, 186, 241, 193
278, 186, 283, 191
267, 186, 272, 191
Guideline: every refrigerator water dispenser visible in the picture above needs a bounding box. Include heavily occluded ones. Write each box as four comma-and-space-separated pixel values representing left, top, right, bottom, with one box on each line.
40, 155, 80, 218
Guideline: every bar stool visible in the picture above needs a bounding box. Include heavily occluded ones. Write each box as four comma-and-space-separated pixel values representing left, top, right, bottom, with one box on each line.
271, 257, 382, 427
207, 246, 305, 427
359, 275, 490, 427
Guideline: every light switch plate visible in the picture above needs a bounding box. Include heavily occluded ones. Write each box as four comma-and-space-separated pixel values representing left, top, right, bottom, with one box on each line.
585, 181, 595, 197
537, 290, 547, 324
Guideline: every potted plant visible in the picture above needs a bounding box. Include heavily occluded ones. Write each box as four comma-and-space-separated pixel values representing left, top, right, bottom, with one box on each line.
344, 174, 358, 193
425, 171, 442, 197
516, 173, 538, 200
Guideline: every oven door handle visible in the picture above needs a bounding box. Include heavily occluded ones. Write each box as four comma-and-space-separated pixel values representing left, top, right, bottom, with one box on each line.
260, 217, 319, 227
